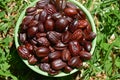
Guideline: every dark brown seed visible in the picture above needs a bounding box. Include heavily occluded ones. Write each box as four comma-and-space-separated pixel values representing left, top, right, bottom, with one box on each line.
41, 56, 49, 62
62, 31, 71, 43
61, 49, 71, 61
85, 24, 92, 34
28, 55, 37, 65
66, 16, 73, 23
34, 13, 40, 21
66, 2, 78, 9
25, 43, 33, 53
38, 22, 45, 33
70, 29, 83, 41
27, 26, 38, 37
30, 37, 38, 45
64, 8, 78, 16
36, 47, 50, 57
64, 66, 72, 73
78, 9, 86, 19
76, 59, 83, 68
55, 18, 69, 32
51, 59, 66, 70
19, 33, 26, 43
45, 19, 54, 31
47, 31, 62, 44
48, 68, 59, 75
37, 37, 50, 47
79, 51, 91, 60
55, 0, 66, 11
68, 56, 80, 67
55, 41, 67, 50
39, 63, 51, 72
52, 12, 62, 20
69, 40, 81, 56
26, 7, 37, 13
28, 20, 38, 27
49, 46, 55, 52
85, 32, 96, 41
78, 20, 88, 29
39, 10, 48, 22
48, 51, 61, 60
21, 24, 28, 31
17, 45, 30, 59
36, 0, 50, 9
26, 11, 36, 16
36, 33, 47, 38
44, 4, 57, 15
83, 41, 92, 52
68, 19, 79, 33
22, 16, 33, 25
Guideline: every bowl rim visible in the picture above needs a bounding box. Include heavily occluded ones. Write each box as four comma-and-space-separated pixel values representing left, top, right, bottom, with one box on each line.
14, 0, 97, 77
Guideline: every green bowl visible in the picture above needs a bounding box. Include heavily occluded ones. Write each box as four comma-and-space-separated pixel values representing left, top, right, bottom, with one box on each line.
15, 0, 97, 77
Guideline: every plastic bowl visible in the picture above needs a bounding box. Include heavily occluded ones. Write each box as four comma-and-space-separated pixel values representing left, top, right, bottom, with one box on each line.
15, 0, 96, 77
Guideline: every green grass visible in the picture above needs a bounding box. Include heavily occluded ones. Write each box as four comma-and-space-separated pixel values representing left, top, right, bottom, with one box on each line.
0, 0, 120, 80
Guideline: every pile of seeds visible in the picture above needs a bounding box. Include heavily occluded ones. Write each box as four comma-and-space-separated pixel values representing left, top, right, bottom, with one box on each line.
17, 0, 96, 75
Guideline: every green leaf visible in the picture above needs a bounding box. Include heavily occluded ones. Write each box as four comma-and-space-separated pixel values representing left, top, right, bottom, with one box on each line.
100, 42, 110, 51
104, 60, 112, 75
115, 57, 120, 68
112, 37, 120, 47
0, 11, 5, 18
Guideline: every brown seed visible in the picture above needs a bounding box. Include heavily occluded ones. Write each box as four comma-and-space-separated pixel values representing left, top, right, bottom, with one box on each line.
52, 12, 62, 20
36, 33, 47, 38
26, 7, 37, 13
49, 46, 55, 52
17, 45, 30, 59
36, 47, 50, 57
28, 55, 37, 65
37, 37, 50, 47
39, 63, 51, 72
64, 8, 78, 16
36, 0, 50, 9
69, 40, 81, 56
71, 29, 83, 41
47, 31, 62, 44
48, 68, 59, 75
62, 31, 71, 43
22, 16, 33, 25
61, 49, 71, 61
55, 18, 69, 32
78, 20, 88, 29
66, 2, 78, 9
79, 51, 91, 60
19, 33, 26, 43
44, 4, 57, 15
83, 41, 92, 52
51, 59, 66, 70
41, 56, 49, 62
64, 66, 72, 73
48, 51, 61, 60
85, 32, 96, 41
38, 22, 45, 33
45, 19, 54, 31
39, 10, 48, 22
28, 20, 38, 27
27, 26, 38, 37
54, 41, 67, 50
68, 56, 80, 67
68, 19, 79, 33
25, 43, 33, 53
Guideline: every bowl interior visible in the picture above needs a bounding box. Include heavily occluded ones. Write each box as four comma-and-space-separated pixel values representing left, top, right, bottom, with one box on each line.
15, 0, 97, 77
